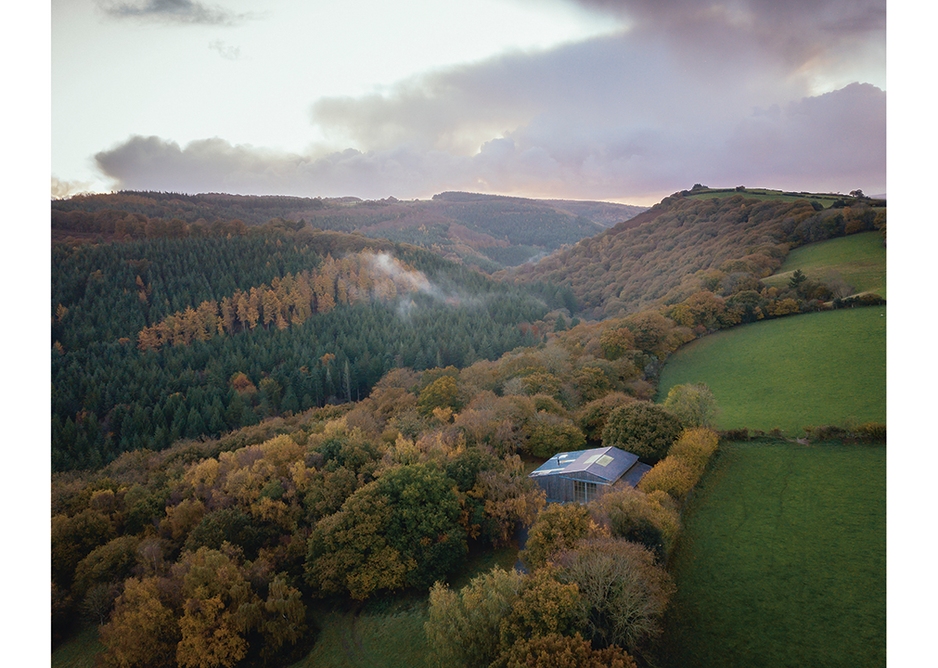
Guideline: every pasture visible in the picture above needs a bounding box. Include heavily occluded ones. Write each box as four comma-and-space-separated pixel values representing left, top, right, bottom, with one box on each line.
656, 307, 886, 436
684, 188, 845, 208
659, 440, 886, 668
763, 231, 886, 297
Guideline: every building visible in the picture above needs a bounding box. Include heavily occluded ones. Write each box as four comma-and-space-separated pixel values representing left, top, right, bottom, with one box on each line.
528, 446, 651, 504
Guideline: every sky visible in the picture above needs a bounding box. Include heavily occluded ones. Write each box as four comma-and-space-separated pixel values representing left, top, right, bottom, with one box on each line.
48, 0, 887, 205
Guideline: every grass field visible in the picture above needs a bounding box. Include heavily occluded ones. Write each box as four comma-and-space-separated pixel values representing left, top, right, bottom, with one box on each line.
288, 544, 519, 667
296, 604, 432, 668
763, 231, 886, 297
684, 188, 845, 208
52, 626, 104, 668
659, 440, 886, 668
656, 307, 885, 436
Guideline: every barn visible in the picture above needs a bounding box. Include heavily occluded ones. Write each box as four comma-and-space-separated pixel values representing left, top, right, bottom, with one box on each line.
528, 446, 651, 504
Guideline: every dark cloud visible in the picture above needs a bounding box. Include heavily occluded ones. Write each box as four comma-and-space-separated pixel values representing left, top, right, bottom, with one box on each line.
100, 0, 252, 26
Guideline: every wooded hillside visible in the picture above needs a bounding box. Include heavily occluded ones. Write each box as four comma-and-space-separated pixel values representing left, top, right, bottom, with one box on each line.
52, 191, 646, 272
506, 191, 885, 319
51, 226, 556, 472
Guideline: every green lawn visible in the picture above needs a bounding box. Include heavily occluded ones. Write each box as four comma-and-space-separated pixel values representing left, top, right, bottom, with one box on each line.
657, 308, 885, 436
763, 232, 886, 298
660, 440, 886, 668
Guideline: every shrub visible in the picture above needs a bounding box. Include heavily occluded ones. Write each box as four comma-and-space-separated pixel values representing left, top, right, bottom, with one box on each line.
637, 456, 697, 502
855, 422, 886, 442
667, 427, 720, 474
602, 401, 682, 463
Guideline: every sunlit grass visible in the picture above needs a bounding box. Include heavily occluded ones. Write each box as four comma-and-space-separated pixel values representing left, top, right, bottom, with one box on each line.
657, 308, 886, 436
660, 440, 886, 668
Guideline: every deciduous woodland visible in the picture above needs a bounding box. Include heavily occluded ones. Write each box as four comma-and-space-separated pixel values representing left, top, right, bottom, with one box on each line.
51, 187, 886, 667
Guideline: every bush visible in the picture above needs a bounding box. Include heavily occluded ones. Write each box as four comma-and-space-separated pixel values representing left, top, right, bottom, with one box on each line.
667, 427, 720, 474
602, 401, 682, 463
856, 422, 886, 442
637, 456, 697, 502
592, 488, 682, 562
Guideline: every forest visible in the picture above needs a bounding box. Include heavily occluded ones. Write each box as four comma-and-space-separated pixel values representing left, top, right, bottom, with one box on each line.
50, 187, 886, 667
52, 190, 645, 273
505, 189, 885, 318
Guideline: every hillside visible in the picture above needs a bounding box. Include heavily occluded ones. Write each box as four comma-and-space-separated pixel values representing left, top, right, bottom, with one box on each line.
506, 190, 885, 319
762, 231, 886, 298
50, 185, 886, 668
656, 307, 886, 435
51, 190, 646, 272
51, 226, 556, 471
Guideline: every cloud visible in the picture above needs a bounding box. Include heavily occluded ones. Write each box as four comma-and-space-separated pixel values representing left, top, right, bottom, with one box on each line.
52, 176, 96, 200
90, 1, 885, 202
99, 0, 252, 26
208, 39, 241, 60
94, 80, 885, 201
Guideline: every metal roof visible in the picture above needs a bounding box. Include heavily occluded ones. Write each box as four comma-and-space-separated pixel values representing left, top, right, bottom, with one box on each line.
529, 446, 640, 483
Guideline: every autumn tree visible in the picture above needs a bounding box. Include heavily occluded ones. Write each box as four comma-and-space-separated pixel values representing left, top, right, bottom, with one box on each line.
497, 567, 585, 651
554, 538, 675, 653
497, 632, 637, 668
425, 567, 525, 668
592, 488, 682, 562
417, 374, 466, 416
306, 463, 466, 599
520, 502, 599, 571
601, 401, 682, 463
99, 576, 180, 668
662, 382, 718, 428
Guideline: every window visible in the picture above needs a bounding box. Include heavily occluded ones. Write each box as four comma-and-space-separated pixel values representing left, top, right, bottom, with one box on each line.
573, 480, 597, 504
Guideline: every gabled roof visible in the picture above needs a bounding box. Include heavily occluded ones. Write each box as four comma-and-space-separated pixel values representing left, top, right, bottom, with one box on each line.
529, 446, 640, 483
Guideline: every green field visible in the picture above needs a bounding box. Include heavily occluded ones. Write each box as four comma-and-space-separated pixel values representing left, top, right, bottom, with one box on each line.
685, 188, 845, 208
657, 308, 885, 436
659, 440, 886, 668
295, 605, 431, 668
763, 231, 886, 297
